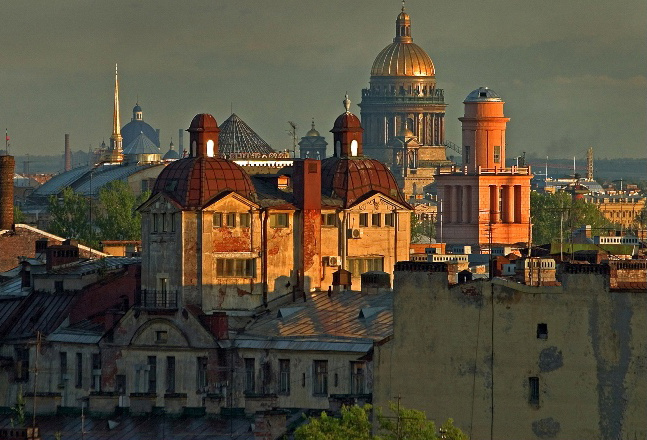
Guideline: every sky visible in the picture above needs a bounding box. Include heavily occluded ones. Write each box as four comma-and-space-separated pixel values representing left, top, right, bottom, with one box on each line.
1, 0, 645, 163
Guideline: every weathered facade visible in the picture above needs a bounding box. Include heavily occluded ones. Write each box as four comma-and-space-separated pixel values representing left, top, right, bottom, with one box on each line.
373, 261, 647, 440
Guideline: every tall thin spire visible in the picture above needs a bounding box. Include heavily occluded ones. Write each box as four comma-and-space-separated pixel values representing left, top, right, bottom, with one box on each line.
109, 63, 123, 162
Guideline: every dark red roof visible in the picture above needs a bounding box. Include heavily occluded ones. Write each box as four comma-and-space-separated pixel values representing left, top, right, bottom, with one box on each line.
321, 157, 407, 208
153, 156, 255, 209
189, 113, 219, 132
331, 112, 362, 132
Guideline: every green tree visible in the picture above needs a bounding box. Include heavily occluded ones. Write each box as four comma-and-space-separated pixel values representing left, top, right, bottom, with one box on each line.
13, 205, 25, 224
295, 404, 468, 440
95, 180, 149, 241
411, 213, 436, 243
48, 187, 92, 243
530, 191, 615, 245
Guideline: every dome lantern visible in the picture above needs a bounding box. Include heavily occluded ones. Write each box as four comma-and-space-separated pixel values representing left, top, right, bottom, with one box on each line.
331, 94, 363, 158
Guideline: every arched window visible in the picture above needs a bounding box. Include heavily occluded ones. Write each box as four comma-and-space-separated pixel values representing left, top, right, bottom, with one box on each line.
206, 139, 215, 157
335, 141, 341, 157
350, 140, 358, 156
191, 140, 197, 157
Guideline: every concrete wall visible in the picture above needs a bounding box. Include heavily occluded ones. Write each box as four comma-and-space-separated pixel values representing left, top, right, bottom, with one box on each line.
374, 268, 647, 440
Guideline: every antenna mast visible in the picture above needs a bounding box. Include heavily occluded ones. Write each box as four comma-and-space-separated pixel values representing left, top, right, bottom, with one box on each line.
288, 121, 297, 158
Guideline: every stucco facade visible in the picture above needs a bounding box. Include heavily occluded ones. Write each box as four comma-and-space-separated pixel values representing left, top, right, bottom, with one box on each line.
373, 262, 647, 440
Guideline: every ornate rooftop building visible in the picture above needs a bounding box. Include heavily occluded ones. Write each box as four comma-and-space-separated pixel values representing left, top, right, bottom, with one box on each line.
298, 119, 328, 159
121, 102, 161, 149
359, 6, 447, 163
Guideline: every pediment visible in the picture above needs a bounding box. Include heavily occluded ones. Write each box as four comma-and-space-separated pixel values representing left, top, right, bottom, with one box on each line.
349, 192, 409, 211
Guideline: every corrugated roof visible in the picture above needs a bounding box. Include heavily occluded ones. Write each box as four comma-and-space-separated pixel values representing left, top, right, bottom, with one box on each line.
47, 257, 140, 275
31, 166, 92, 197
2, 292, 79, 341
74, 164, 157, 196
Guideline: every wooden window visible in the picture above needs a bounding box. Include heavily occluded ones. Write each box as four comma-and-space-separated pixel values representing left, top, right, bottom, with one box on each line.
91, 353, 101, 390
161, 213, 167, 232
244, 358, 255, 394
226, 213, 236, 228
359, 213, 368, 227
239, 213, 251, 228
148, 356, 157, 394
212, 213, 223, 228
372, 213, 381, 227
156, 330, 168, 343
216, 259, 255, 277
166, 357, 175, 393
59, 352, 67, 385
346, 257, 384, 275
313, 360, 328, 396
385, 213, 395, 227
537, 323, 548, 340
196, 356, 208, 391
152, 213, 158, 232
351, 362, 366, 394
321, 213, 337, 227
279, 359, 290, 395
529, 377, 539, 404
494, 146, 501, 164
270, 213, 289, 228
171, 213, 176, 232
76, 353, 83, 388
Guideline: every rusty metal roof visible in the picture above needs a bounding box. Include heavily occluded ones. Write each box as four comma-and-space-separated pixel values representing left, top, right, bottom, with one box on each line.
321, 157, 408, 208
1, 292, 79, 341
152, 156, 256, 209
240, 290, 393, 347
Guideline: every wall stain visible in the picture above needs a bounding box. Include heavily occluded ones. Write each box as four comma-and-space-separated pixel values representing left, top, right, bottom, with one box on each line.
538, 346, 563, 372
532, 417, 561, 438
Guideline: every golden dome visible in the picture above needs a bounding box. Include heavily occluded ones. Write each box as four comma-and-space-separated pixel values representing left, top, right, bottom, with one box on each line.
371, 42, 435, 77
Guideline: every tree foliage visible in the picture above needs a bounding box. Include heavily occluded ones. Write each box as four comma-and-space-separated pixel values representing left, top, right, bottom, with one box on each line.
530, 191, 615, 245
13, 206, 25, 224
48, 182, 149, 247
294, 404, 468, 440
411, 213, 435, 243
96, 180, 149, 241
48, 186, 92, 242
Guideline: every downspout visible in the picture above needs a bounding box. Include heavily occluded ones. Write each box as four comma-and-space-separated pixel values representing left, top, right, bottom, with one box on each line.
394, 209, 399, 267
197, 209, 203, 306
250, 207, 254, 294
261, 209, 268, 307
341, 210, 348, 270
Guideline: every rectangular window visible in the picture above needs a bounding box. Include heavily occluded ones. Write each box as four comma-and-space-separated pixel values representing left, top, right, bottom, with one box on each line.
152, 213, 158, 232
279, 359, 290, 395
148, 356, 157, 394
346, 257, 384, 275
213, 212, 223, 228
226, 213, 236, 228
166, 356, 176, 393
465, 146, 470, 164
313, 360, 328, 396
244, 358, 255, 394
321, 213, 337, 227
59, 352, 67, 385
384, 213, 395, 227
91, 353, 101, 390
494, 145, 501, 164
196, 356, 208, 391
359, 213, 368, 227
537, 323, 548, 340
171, 212, 176, 232
239, 213, 251, 228
161, 213, 167, 232
15, 347, 29, 382
76, 353, 83, 388
350, 362, 366, 394
116, 374, 126, 395
156, 330, 168, 343
270, 213, 289, 228
216, 259, 255, 277
55, 280, 64, 293
529, 377, 539, 404
371, 213, 381, 227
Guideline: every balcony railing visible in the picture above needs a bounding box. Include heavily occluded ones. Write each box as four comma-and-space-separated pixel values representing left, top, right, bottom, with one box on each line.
137, 289, 178, 310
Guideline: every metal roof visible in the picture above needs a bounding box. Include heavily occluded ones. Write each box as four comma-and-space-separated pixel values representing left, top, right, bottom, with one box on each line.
46, 257, 140, 276
234, 337, 374, 353
31, 165, 92, 197
241, 289, 393, 344
219, 113, 274, 156
1, 292, 79, 341
464, 87, 502, 102
74, 164, 158, 196
123, 132, 161, 155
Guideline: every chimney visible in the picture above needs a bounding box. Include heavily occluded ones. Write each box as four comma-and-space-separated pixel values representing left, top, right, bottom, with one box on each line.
64, 134, 72, 171
46, 240, 80, 271
178, 129, 184, 155
0, 155, 15, 230
201, 312, 229, 340
293, 159, 322, 291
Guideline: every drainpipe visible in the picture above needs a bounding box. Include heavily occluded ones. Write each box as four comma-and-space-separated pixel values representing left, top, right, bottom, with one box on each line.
261, 209, 268, 307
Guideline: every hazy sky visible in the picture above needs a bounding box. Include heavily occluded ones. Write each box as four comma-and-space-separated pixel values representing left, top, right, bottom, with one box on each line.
1, 0, 645, 163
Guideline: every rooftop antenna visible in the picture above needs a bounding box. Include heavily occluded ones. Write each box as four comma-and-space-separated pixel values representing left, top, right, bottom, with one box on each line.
288, 121, 297, 158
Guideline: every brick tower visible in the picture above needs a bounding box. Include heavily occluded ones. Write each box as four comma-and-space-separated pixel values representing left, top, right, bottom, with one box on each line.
435, 87, 532, 248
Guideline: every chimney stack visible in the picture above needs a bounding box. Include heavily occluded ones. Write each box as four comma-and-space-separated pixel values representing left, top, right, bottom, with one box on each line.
0, 155, 15, 230
178, 129, 184, 156
64, 134, 71, 171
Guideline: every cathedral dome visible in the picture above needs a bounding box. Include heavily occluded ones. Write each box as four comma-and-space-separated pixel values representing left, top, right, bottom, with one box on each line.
152, 156, 255, 209
121, 103, 160, 148
371, 42, 435, 77
321, 157, 407, 208
370, 7, 435, 77
464, 86, 503, 103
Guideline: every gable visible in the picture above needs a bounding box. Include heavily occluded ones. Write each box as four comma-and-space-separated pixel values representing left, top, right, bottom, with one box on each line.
137, 192, 182, 213
349, 192, 410, 212
203, 191, 259, 211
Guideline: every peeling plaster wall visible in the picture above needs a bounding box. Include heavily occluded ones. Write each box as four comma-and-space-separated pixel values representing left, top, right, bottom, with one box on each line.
374, 271, 647, 440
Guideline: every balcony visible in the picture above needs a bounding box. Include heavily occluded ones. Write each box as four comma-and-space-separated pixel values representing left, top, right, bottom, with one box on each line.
136, 289, 178, 310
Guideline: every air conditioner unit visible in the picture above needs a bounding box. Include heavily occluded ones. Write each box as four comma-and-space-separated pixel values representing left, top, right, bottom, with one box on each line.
350, 228, 362, 239
325, 256, 341, 267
